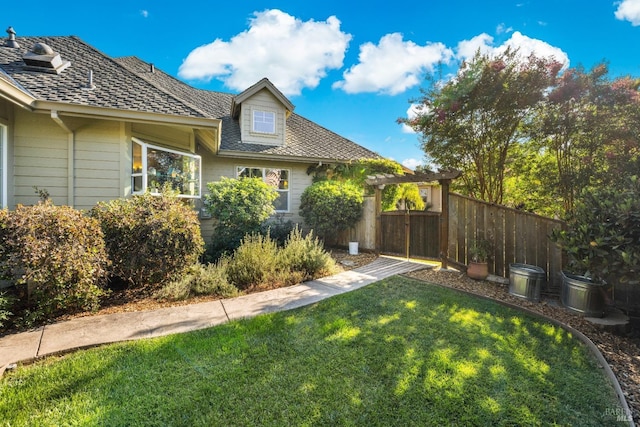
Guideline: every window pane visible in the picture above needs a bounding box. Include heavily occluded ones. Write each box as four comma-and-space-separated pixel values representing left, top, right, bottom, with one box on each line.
132, 175, 143, 193
147, 147, 200, 196
253, 111, 275, 134
274, 191, 288, 211
132, 141, 143, 173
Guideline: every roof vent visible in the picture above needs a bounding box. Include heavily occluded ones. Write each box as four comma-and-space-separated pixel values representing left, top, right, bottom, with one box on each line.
5, 27, 19, 48
22, 42, 70, 74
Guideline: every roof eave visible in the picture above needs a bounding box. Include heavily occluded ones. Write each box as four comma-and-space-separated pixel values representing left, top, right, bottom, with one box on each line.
217, 149, 374, 164
33, 100, 222, 130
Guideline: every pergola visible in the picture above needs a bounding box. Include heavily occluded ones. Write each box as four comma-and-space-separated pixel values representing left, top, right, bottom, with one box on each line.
365, 169, 462, 268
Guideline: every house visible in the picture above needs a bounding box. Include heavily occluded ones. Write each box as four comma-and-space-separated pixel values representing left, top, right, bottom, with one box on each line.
0, 28, 380, 238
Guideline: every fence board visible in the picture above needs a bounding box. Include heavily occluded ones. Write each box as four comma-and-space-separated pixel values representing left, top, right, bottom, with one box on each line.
449, 193, 565, 294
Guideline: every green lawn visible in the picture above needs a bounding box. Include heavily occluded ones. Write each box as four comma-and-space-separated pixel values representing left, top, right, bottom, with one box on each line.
0, 276, 623, 426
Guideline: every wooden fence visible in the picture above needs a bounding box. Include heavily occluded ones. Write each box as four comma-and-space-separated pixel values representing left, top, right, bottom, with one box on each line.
448, 193, 566, 294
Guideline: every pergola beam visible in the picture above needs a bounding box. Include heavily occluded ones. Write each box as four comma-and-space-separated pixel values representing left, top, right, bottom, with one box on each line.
365, 170, 461, 186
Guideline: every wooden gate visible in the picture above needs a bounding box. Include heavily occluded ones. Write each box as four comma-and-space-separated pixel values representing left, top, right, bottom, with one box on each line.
380, 211, 440, 259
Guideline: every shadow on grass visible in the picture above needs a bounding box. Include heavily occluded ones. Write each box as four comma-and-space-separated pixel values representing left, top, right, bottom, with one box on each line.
0, 276, 623, 426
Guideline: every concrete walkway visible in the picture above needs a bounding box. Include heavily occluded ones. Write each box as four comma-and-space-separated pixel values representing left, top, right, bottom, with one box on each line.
0, 256, 428, 375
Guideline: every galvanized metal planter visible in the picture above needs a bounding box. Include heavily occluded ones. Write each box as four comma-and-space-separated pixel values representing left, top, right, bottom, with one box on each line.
561, 271, 605, 318
509, 263, 546, 302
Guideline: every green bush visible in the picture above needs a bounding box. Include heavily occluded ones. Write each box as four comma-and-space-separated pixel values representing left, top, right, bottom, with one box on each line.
551, 176, 640, 285
204, 177, 278, 259
300, 180, 363, 238
226, 233, 279, 290
0, 201, 109, 318
278, 227, 337, 281
155, 261, 239, 301
261, 214, 295, 246
91, 190, 204, 288
0, 291, 13, 329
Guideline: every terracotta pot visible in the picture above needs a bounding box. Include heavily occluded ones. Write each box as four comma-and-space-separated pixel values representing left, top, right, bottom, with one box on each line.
467, 262, 488, 280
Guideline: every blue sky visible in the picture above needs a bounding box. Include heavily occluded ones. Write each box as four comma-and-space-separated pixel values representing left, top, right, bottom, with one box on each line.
6, 1, 640, 168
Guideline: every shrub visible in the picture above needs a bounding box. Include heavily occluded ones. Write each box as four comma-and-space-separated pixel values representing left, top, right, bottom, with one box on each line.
91, 189, 204, 288
550, 176, 640, 285
155, 261, 238, 301
226, 233, 279, 290
300, 180, 363, 239
204, 177, 278, 259
0, 291, 13, 329
0, 201, 109, 318
260, 214, 295, 247
278, 227, 337, 281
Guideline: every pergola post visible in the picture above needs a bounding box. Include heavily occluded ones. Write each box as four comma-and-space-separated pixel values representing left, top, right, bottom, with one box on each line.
374, 185, 382, 255
439, 179, 451, 269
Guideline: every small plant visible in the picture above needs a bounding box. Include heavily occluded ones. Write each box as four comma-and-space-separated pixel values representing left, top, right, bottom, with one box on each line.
155, 261, 239, 301
278, 227, 337, 281
0, 291, 13, 329
261, 214, 294, 246
226, 233, 279, 290
91, 188, 204, 288
468, 237, 492, 263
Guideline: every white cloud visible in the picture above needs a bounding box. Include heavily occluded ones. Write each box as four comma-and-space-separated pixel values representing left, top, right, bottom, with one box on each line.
402, 158, 423, 170
333, 33, 453, 95
140, 10, 149, 18
178, 9, 351, 96
496, 23, 513, 35
401, 103, 426, 134
615, 0, 640, 25
456, 31, 569, 68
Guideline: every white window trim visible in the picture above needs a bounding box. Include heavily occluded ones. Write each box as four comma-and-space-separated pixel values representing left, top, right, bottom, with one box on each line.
251, 108, 277, 136
0, 125, 6, 209
236, 166, 290, 213
132, 137, 202, 199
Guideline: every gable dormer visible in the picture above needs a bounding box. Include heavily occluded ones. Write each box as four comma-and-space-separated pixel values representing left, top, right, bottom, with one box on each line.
231, 78, 294, 147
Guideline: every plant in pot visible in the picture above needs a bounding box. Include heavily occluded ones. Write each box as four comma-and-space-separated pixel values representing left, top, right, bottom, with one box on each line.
550, 176, 640, 316
467, 236, 492, 280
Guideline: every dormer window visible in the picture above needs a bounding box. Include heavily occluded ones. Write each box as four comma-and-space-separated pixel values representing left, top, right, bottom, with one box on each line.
252, 110, 275, 134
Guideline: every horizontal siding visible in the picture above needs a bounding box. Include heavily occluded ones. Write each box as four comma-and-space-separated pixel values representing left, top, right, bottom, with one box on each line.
240, 90, 286, 146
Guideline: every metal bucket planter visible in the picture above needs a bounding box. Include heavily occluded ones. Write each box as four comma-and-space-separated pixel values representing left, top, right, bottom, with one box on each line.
509, 263, 546, 302
561, 271, 605, 317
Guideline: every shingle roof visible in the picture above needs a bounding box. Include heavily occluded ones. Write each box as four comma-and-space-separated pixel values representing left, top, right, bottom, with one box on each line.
116, 57, 380, 162
0, 35, 380, 162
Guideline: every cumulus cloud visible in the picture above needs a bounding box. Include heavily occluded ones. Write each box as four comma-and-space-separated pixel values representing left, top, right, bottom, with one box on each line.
333, 33, 453, 95
178, 9, 351, 96
615, 0, 640, 25
401, 103, 426, 134
456, 31, 569, 67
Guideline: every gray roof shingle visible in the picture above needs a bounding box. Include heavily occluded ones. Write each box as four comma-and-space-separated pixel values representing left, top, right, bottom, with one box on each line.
0, 35, 380, 162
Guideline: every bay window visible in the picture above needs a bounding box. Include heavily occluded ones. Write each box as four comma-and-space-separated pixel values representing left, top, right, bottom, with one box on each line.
132, 138, 201, 198
237, 166, 289, 212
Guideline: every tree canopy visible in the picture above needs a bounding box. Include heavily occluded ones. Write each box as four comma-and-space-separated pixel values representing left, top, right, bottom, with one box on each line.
402, 49, 640, 217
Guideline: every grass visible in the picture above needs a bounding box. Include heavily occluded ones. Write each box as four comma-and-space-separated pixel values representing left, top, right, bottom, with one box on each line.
0, 276, 623, 426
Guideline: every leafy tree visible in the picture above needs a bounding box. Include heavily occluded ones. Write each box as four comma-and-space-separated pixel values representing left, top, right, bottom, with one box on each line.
204, 177, 278, 258
530, 63, 640, 215
401, 48, 560, 204
299, 180, 363, 239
